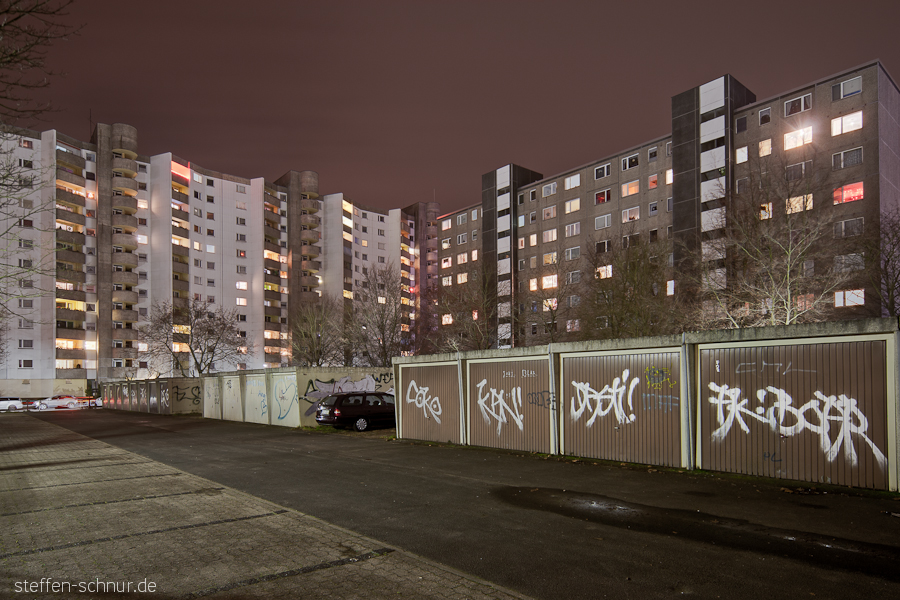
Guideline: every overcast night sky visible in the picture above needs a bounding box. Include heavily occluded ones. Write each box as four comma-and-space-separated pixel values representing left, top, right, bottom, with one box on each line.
30, 0, 900, 213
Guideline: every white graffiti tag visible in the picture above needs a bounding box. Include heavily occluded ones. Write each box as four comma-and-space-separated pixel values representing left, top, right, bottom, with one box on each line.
476, 379, 524, 435
708, 382, 887, 469
570, 370, 640, 427
406, 380, 442, 424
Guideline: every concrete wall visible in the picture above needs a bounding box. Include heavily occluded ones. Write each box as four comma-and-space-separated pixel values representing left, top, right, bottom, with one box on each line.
99, 377, 201, 415
394, 318, 900, 491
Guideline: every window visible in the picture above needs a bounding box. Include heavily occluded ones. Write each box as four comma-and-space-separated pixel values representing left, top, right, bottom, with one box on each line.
18, 339, 33, 348
666, 169, 673, 185
833, 76, 862, 100
621, 180, 639, 197
759, 139, 772, 157
648, 201, 658, 216
529, 233, 537, 246
543, 229, 557, 243
565, 222, 580, 237
207, 212, 214, 220
736, 146, 748, 164
543, 252, 557, 265
542, 274, 558, 289
19, 219, 33, 228
529, 256, 537, 268
236, 201, 247, 210
441, 276, 452, 287
518, 259, 525, 271
595, 189, 611, 205
564, 247, 580, 261
786, 194, 813, 214
833, 147, 863, 170
543, 206, 557, 220
759, 202, 773, 220
597, 265, 612, 279
518, 237, 525, 249
457, 233, 467, 244
236, 297, 247, 306
19, 239, 32, 249
236, 249, 246, 258
236, 233, 246, 242
648, 146, 658, 161
193, 208, 202, 217
18, 158, 33, 168
19, 138, 33, 148
236, 184, 246, 193
648, 174, 658, 189
564, 198, 580, 214
834, 254, 865, 273
564, 174, 581, 189
833, 182, 864, 204
457, 272, 468, 284
565, 270, 581, 284
456, 252, 468, 265
207, 229, 215, 236
835, 289, 864, 307
831, 111, 863, 136
455, 213, 467, 226
784, 127, 812, 150
784, 93, 812, 116
18, 318, 33, 329
236, 217, 246, 226
735, 116, 747, 133
441, 257, 452, 269
594, 163, 611, 179
377, 256, 385, 264
441, 238, 451, 250
18, 359, 33, 368
621, 154, 639, 170
206, 244, 215, 253
441, 219, 451, 230
622, 206, 640, 222
595, 214, 611, 230
236, 281, 248, 290
834, 217, 864, 240
542, 182, 557, 197
759, 107, 771, 125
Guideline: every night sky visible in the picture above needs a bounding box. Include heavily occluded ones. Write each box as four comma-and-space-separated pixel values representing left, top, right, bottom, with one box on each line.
31, 0, 900, 212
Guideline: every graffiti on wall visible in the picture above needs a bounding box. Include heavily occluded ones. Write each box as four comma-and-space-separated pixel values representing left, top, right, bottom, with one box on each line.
271, 377, 298, 421
247, 377, 267, 418
707, 382, 887, 469
571, 369, 640, 427
173, 384, 201, 406
160, 386, 170, 410
302, 374, 394, 416
406, 380, 442, 423
476, 378, 524, 435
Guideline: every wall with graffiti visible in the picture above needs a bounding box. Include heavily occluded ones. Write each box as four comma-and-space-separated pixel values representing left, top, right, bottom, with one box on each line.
395, 323, 900, 491
99, 378, 201, 415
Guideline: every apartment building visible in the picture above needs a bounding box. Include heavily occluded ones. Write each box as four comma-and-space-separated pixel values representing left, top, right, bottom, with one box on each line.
436, 60, 900, 347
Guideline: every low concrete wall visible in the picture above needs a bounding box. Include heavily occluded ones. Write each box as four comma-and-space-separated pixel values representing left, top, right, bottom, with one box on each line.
100, 378, 202, 415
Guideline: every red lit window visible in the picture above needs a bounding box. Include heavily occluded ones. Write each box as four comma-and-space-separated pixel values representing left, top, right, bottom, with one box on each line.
595, 189, 610, 205
833, 182, 864, 204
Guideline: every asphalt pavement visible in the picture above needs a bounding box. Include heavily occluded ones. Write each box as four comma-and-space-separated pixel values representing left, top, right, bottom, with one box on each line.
4, 408, 900, 599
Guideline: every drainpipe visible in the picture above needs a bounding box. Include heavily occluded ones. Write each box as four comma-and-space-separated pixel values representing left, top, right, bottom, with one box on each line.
681, 331, 695, 470
548, 344, 559, 455
457, 351, 466, 445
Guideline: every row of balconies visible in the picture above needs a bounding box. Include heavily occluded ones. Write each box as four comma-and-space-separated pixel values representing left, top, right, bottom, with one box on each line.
56, 188, 86, 208
113, 252, 139, 269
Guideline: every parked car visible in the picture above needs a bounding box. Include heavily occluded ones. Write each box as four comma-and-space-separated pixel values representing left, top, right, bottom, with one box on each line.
0, 397, 24, 412
315, 392, 396, 431
77, 396, 101, 408
36, 395, 79, 410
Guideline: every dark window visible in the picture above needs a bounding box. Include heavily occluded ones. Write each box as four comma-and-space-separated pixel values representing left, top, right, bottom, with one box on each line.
735, 116, 747, 133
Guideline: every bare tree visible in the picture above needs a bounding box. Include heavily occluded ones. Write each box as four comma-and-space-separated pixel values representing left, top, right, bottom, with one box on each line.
681, 156, 856, 329
517, 242, 585, 345
290, 293, 345, 367
349, 263, 408, 367
434, 265, 499, 352
142, 298, 252, 377
861, 206, 900, 317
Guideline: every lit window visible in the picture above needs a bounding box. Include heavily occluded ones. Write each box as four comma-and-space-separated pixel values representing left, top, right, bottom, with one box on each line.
457, 252, 468, 264
542, 182, 557, 197
759, 139, 772, 157
472, 250, 478, 261
565, 222, 580, 237
786, 194, 813, 214
597, 265, 612, 279
543, 206, 557, 220
542, 274, 558, 289
518, 237, 525, 249
441, 238, 451, 250
529, 278, 537, 291
529, 234, 537, 246
759, 202, 773, 220
666, 280, 675, 296
457, 272, 468, 284
543, 229, 558, 243
784, 93, 812, 116
137, 199, 148, 209
736, 146, 748, 164
833, 77, 862, 100
441, 219, 451, 230
835, 289, 864, 307
831, 111, 863, 136
235, 281, 248, 290
621, 180, 639, 197
621, 153, 639, 170
784, 127, 813, 150
377, 296, 386, 304
441, 257, 452, 269
236, 298, 247, 306
648, 174, 658, 189
595, 189, 611, 204
665, 169, 673, 185
442, 276, 452, 286
594, 163, 611, 179
206, 244, 215, 253
622, 207, 639, 222
136, 234, 148, 244
564, 198, 580, 214
543, 298, 558, 311
564, 174, 580, 190
595, 214, 611, 230
833, 182, 864, 204
543, 252, 557, 265
442, 314, 453, 325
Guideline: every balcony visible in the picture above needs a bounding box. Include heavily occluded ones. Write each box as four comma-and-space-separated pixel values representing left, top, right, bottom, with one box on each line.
56, 188, 86, 208
264, 258, 281, 271
299, 260, 321, 273
171, 172, 189, 189
300, 229, 319, 244
54, 326, 85, 340
112, 252, 139, 269
56, 268, 85, 283
264, 289, 281, 302
172, 207, 189, 221
264, 305, 281, 317
172, 244, 189, 257
265, 352, 282, 363
297, 291, 320, 302
172, 278, 189, 292
56, 167, 85, 188
297, 275, 319, 287
111, 308, 139, 322
112, 289, 138, 304
112, 176, 138, 196
113, 327, 139, 341
111, 347, 138, 359
112, 232, 138, 250
56, 207, 85, 227
112, 270, 139, 286
111, 124, 138, 155
106, 367, 136, 379
264, 240, 282, 254
264, 272, 281, 285
172, 225, 190, 239
56, 148, 85, 170
300, 214, 320, 228
112, 195, 137, 213
300, 244, 320, 258
300, 198, 319, 213
56, 248, 85, 264
56, 288, 86, 302
172, 190, 189, 205
111, 156, 138, 177
56, 307, 85, 321
56, 348, 87, 361
172, 260, 189, 274
56, 368, 87, 379
112, 213, 138, 231
172, 296, 188, 309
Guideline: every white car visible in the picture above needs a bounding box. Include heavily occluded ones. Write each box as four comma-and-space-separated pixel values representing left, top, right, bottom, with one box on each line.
0, 397, 24, 412
37, 395, 79, 410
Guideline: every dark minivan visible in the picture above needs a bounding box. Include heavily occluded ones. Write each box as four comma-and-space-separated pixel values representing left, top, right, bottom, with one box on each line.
315, 392, 396, 431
